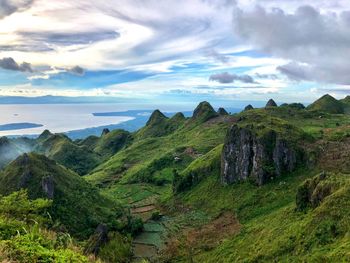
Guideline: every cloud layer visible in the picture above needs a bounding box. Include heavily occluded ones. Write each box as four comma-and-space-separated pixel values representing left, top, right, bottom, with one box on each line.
233, 5, 350, 85
0, 57, 33, 72
209, 72, 255, 84
0, 0, 34, 19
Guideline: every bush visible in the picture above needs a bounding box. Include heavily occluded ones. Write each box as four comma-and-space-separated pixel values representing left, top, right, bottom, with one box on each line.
99, 232, 132, 263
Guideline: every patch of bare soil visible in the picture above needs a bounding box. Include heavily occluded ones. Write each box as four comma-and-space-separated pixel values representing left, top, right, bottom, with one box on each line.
132, 204, 156, 214
316, 138, 350, 173
159, 212, 241, 261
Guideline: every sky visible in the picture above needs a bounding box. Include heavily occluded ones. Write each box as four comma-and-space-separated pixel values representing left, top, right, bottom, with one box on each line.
0, 0, 350, 104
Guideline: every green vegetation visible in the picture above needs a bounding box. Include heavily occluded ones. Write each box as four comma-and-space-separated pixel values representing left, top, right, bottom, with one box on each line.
0, 190, 88, 262
183, 172, 350, 262
0, 153, 124, 238
1, 96, 350, 261
136, 110, 186, 139
94, 129, 131, 158
307, 94, 345, 114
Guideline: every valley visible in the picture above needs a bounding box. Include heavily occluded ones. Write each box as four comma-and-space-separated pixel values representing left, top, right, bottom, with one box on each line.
1, 94, 350, 262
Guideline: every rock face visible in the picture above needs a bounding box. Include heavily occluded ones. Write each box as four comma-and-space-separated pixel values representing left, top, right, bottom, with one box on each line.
266, 99, 277, 107
41, 175, 54, 199
221, 125, 299, 185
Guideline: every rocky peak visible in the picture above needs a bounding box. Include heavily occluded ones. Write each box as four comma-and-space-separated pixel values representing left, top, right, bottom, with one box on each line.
101, 128, 110, 136
266, 99, 277, 107
146, 109, 168, 126
37, 129, 53, 142
192, 101, 218, 122
217, 107, 229, 116
171, 112, 185, 121
243, 104, 254, 111
221, 125, 301, 186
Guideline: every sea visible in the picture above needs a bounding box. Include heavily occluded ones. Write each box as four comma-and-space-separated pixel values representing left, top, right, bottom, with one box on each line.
0, 103, 196, 137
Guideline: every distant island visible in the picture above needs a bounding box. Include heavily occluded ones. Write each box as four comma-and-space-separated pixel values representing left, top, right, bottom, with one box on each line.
0, 123, 43, 131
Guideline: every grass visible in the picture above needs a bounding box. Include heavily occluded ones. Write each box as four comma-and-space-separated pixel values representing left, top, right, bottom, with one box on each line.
86, 115, 232, 186
0, 190, 88, 263
166, 170, 350, 262
0, 153, 125, 239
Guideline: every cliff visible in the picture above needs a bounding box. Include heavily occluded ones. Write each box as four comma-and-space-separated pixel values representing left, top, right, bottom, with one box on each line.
221, 124, 302, 185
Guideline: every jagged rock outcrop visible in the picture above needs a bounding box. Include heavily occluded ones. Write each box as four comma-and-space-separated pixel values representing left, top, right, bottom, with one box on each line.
41, 175, 54, 199
221, 125, 300, 186
243, 104, 254, 111
192, 101, 218, 123
266, 99, 277, 107
146, 110, 168, 126
217, 107, 229, 116
101, 128, 110, 136
37, 129, 53, 142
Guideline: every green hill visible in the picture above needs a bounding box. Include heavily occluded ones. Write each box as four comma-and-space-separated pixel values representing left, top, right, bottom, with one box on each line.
191, 101, 219, 123
0, 153, 123, 238
34, 131, 101, 175
136, 110, 186, 139
94, 129, 131, 158
2, 94, 350, 261
307, 94, 344, 114
0, 137, 24, 169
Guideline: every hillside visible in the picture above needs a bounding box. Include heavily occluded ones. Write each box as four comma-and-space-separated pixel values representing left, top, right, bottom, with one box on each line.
0, 153, 124, 238
307, 94, 344, 114
1, 95, 350, 261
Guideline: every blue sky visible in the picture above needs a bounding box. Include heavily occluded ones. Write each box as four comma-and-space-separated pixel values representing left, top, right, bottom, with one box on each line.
0, 0, 350, 104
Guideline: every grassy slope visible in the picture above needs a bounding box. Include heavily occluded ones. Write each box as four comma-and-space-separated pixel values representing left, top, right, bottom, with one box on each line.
86, 115, 234, 186
0, 153, 123, 238
307, 94, 345, 114
182, 172, 350, 262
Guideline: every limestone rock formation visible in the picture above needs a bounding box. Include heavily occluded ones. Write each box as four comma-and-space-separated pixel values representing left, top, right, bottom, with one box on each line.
192, 101, 218, 122
217, 107, 229, 116
221, 125, 300, 185
266, 99, 277, 107
243, 104, 254, 111
101, 128, 110, 136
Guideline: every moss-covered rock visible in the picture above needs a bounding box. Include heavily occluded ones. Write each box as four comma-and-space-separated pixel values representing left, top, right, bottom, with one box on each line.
296, 172, 341, 211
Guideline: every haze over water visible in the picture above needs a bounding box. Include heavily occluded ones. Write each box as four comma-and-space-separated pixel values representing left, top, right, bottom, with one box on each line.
0, 104, 135, 136
0, 103, 197, 136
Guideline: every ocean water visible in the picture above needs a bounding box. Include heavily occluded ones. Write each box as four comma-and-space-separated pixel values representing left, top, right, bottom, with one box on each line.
0, 104, 139, 136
